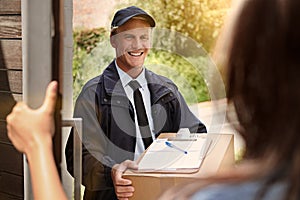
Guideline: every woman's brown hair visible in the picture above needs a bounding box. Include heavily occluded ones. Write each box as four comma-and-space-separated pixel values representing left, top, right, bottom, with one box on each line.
226, 0, 300, 199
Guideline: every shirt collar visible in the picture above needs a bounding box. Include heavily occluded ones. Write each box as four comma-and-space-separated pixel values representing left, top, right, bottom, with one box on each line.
115, 60, 147, 89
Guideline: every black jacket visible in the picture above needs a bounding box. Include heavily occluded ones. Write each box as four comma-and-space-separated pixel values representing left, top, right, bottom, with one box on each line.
65, 61, 206, 197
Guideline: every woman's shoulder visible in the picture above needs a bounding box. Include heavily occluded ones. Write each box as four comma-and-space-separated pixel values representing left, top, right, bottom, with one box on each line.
190, 179, 286, 200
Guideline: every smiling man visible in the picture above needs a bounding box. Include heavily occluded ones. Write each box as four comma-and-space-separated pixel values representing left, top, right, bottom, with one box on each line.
110, 18, 152, 77
65, 6, 206, 200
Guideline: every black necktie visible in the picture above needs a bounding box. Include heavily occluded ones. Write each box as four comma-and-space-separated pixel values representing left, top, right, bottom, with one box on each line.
128, 80, 153, 149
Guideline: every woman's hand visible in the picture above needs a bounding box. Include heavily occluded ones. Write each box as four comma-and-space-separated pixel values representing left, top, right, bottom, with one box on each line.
6, 81, 58, 155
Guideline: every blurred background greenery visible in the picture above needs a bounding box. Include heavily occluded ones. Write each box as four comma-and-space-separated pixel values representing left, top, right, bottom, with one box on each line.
73, 0, 231, 104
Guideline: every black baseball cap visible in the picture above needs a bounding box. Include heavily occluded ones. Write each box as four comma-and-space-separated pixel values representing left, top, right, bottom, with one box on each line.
111, 6, 156, 29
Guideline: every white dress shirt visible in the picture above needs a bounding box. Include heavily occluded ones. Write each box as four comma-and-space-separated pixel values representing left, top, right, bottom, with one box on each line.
115, 61, 155, 160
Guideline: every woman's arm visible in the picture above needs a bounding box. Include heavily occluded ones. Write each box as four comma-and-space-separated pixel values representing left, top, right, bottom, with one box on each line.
6, 81, 67, 200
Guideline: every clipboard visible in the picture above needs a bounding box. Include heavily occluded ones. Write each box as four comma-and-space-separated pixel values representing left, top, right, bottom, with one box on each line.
136, 136, 212, 173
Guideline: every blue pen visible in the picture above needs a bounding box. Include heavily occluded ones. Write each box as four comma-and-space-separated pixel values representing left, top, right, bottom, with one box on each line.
165, 141, 188, 154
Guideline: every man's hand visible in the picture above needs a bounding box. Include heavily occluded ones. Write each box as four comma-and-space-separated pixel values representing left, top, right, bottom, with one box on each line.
111, 160, 138, 200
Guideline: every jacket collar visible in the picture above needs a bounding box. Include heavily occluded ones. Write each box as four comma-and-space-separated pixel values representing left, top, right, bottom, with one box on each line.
101, 60, 174, 103
102, 61, 126, 97
145, 69, 175, 104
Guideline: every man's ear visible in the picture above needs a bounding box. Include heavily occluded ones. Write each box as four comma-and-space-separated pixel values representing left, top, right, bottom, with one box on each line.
110, 35, 117, 48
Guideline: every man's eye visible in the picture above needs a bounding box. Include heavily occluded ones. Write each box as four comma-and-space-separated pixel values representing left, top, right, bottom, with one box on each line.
124, 35, 134, 40
141, 36, 149, 40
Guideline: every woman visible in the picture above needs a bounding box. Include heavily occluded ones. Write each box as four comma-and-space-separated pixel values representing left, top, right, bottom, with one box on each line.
159, 0, 300, 199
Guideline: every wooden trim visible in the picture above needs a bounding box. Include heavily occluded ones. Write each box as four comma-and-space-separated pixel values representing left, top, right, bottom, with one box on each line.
0, 1, 23, 199
0, 40, 22, 70
0, 70, 22, 93
0, 0, 21, 14
52, 0, 64, 178
0, 16, 22, 38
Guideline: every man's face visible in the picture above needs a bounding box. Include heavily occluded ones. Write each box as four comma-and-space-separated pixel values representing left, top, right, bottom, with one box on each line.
111, 18, 152, 73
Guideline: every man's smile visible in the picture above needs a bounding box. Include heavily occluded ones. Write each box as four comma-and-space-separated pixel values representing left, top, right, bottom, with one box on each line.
128, 51, 144, 57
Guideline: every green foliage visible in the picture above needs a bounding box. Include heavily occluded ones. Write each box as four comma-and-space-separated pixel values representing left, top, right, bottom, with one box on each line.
73, 28, 112, 101
73, 28, 108, 53
146, 50, 210, 104
128, 0, 230, 52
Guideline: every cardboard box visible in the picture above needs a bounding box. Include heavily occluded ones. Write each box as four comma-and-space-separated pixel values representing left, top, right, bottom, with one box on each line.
123, 133, 234, 200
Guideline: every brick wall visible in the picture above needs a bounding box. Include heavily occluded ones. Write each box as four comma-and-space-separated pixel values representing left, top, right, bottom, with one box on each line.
73, 0, 131, 29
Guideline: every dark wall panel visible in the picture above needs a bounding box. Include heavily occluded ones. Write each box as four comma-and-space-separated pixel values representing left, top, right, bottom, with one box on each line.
0, 192, 22, 200
0, 121, 9, 143
0, 143, 23, 175
0, 143, 23, 198
0, 171, 23, 199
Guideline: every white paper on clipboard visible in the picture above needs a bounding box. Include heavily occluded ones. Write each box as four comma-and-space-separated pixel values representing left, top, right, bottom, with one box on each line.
138, 137, 212, 171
